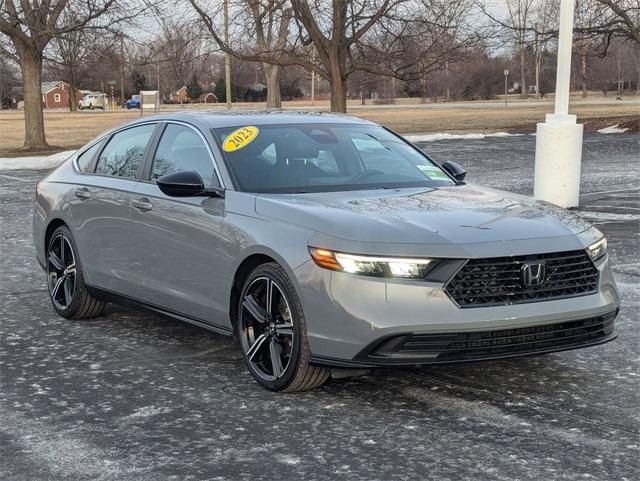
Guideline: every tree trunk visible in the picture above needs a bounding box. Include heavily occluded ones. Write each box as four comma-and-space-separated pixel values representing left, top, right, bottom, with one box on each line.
20, 49, 48, 149
535, 53, 541, 99
328, 49, 347, 112
519, 45, 527, 97
263, 63, 281, 108
581, 50, 588, 98
69, 75, 78, 112
329, 75, 347, 112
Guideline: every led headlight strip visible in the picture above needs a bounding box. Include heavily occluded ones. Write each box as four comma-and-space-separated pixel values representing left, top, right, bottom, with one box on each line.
586, 237, 607, 261
309, 247, 434, 278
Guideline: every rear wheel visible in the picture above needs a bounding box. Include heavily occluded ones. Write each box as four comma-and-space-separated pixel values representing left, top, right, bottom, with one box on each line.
46, 226, 106, 319
237, 263, 329, 392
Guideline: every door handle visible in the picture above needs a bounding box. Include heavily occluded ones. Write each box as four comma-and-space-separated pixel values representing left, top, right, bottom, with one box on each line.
132, 198, 153, 212
74, 188, 91, 199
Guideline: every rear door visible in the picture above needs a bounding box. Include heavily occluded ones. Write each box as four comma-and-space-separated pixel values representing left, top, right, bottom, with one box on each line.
68, 123, 158, 294
128, 122, 228, 325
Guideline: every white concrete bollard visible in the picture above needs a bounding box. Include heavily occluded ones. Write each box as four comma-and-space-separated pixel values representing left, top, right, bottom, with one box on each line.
534, 113, 584, 208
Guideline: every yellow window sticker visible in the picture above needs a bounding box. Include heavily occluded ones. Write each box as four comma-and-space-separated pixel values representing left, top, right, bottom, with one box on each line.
223, 126, 259, 152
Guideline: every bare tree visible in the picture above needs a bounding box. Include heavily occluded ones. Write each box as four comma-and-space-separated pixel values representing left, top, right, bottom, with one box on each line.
0, 0, 119, 149
192, 0, 480, 112
190, 0, 292, 108
596, 0, 639, 45
47, 14, 107, 112
531, 0, 557, 98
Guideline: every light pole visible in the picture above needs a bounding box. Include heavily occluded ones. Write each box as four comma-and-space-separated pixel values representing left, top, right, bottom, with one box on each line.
504, 69, 509, 107
533, 0, 582, 208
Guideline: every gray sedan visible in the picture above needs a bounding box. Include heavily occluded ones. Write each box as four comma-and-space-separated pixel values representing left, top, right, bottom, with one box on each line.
33, 111, 620, 391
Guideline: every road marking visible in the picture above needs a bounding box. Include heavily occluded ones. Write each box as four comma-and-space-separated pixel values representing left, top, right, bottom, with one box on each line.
0, 173, 32, 182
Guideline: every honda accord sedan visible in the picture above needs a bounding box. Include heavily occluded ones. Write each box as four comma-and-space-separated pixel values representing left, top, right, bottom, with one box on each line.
33, 111, 620, 391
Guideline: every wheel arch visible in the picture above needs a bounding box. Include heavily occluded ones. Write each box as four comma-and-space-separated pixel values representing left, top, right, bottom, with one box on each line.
44, 217, 68, 252
228, 247, 304, 335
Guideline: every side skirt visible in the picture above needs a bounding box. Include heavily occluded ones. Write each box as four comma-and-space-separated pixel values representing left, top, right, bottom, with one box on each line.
86, 285, 234, 337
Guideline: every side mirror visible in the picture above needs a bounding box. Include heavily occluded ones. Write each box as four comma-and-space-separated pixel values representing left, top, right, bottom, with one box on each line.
157, 170, 207, 197
442, 161, 466, 182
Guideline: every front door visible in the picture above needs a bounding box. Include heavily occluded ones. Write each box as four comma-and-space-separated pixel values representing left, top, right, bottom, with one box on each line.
128, 123, 228, 326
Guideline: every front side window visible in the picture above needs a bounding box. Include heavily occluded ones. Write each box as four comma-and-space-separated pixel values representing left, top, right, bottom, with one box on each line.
151, 124, 216, 188
95, 124, 156, 179
76, 140, 104, 172
54, 94, 61, 103
212, 123, 453, 193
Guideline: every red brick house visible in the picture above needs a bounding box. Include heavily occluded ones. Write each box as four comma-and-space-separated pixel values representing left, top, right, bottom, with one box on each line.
41, 81, 82, 109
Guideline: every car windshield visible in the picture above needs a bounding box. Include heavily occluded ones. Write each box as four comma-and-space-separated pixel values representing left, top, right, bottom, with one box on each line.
211, 123, 454, 193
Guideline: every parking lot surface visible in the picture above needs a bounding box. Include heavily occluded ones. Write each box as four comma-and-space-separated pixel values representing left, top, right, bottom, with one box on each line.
1, 133, 638, 481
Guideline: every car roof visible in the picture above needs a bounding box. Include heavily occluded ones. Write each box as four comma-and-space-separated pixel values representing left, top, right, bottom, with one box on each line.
123, 110, 376, 129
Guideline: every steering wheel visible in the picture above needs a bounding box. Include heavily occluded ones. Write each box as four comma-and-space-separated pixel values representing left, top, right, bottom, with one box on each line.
351, 169, 384, 183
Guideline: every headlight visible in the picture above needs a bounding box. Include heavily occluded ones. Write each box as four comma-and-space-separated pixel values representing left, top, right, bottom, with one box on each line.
309, 247, 434, 278
587, 237, 607, 261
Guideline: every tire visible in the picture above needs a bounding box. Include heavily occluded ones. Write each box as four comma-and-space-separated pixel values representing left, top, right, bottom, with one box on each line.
236, 262, 330, 392
46, 225, 106, 319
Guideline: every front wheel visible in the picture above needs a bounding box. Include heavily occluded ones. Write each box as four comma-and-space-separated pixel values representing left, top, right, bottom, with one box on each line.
237, 263, 330, 392
46, 225, 106, 319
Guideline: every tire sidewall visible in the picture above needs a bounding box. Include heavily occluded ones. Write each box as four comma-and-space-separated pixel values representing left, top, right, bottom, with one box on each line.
236, 263, 305, 391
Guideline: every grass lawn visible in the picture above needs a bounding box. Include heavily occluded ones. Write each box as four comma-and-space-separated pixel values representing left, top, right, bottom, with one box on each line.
1, 97, 638, 157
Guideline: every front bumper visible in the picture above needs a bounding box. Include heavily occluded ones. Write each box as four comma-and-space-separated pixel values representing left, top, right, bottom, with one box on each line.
294, 253, 620, 367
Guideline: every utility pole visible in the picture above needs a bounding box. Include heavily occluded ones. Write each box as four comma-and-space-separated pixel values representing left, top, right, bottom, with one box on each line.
504, 69, 509, 107
534, 0, 582, 208
120, 35, 125, 107
445, 57, 450, 102
224, 0, 232, 110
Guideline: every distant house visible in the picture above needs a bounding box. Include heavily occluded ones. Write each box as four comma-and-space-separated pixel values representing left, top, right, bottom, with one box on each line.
41, 81, 82, 109
199, 92, 218, 103
170, 86, 189, 103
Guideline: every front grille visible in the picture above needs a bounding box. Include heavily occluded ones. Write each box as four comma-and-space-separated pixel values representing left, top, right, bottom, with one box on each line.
368, 313, 616, 362
445, 250, 599, 308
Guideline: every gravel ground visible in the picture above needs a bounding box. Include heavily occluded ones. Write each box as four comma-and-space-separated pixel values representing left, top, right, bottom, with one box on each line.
0, 133, 638, 481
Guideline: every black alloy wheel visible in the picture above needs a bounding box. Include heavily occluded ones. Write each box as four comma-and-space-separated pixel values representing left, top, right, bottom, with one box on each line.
47, 233, 76, 310
237, 263, 330, 392
46, 225, 106, 319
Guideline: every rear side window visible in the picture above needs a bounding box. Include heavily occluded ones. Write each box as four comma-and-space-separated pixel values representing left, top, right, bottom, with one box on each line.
151, 124, 216, 188
95, 124, 156, 179
76, 140, 104, 172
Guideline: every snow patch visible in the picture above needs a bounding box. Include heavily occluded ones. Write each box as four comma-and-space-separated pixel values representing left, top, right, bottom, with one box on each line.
577, 211, 640, 221
0, 150, 76, 171
405, 132, 523, 142
126, 406, 171, 419
597, 125, 629, 134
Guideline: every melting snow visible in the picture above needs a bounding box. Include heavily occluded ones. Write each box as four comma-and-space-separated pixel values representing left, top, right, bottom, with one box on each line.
0, 150, 75, 171
405, 132, 523, 142
597, 125, 629, 134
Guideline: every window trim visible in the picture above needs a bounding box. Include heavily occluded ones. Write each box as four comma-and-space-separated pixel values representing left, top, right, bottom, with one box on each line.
141, 120, 225, 189
83, 122, 161, 180
72, 137, 107, 173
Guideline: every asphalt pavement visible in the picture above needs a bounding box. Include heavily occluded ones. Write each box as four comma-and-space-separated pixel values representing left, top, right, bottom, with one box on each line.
0, 133, 638, 481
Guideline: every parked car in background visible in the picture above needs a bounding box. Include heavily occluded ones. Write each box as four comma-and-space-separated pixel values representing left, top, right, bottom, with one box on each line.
79, 93, 108, 110
32, 111, 620, 392
126, 95, 141, 109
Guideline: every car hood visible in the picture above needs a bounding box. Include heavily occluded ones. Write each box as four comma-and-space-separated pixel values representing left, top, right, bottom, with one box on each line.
255, 184, 592, 245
